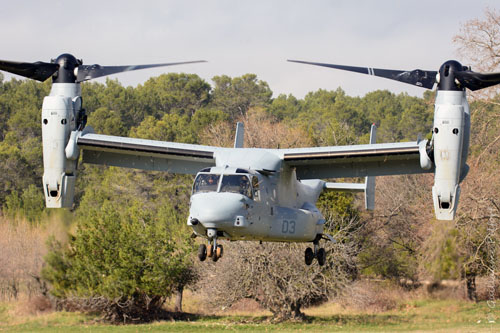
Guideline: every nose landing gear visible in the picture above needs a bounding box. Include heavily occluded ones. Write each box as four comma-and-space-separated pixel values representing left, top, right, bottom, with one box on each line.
198, 229, 224, 262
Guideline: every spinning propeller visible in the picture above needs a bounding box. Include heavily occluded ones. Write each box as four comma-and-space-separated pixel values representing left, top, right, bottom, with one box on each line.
0, 53, 206, 83
288, 59, 500, 91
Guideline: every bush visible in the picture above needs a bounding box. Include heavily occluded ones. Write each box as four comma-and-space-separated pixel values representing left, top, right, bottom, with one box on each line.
42, 200, 195, 322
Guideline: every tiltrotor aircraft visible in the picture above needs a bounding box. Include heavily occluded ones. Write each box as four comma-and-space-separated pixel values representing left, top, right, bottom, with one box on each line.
1, 55, 500, 266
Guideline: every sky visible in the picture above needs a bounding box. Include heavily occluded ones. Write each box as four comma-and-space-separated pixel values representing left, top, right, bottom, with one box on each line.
0, 0, 498, 98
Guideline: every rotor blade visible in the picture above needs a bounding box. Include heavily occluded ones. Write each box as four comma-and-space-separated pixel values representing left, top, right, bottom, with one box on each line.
288, 59, 437, 89
455, 71, 500, 91
0, 60, 59, 82
76, 60, 207, 82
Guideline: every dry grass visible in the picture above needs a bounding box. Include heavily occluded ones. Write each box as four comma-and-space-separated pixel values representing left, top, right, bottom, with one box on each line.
0, 213, 69, 305
329, 279, 413, 312
171, 279, 479, 318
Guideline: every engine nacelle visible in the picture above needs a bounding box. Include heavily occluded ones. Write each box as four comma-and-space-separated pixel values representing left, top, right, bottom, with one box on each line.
431, 90, 470, 220
41, 84, 81, 208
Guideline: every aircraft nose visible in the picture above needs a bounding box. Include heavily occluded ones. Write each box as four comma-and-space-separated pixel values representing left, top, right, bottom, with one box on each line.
189, 192, 248, 227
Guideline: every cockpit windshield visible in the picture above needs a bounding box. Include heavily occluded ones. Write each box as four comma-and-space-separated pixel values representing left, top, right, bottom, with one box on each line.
193, 174, 220, 194
193, 173, 253, 199
220, 175, 252, 198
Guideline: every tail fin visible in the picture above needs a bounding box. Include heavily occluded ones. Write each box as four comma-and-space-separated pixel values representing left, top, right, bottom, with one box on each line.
234, 122, 244, 148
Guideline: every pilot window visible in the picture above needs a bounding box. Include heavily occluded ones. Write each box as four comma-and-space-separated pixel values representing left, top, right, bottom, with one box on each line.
252, 176, 260, 201
220, 175, 253, 198
193, 174, 220, 193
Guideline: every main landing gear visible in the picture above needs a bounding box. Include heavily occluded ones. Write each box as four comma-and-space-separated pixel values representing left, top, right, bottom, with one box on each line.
305, 237, 327, 266
198, 229, 223, 262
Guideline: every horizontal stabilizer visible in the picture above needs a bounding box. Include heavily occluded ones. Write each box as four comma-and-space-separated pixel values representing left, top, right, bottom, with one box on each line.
324, 178, 375, 210
324, 182, 365, 192
322, 124, 377, 210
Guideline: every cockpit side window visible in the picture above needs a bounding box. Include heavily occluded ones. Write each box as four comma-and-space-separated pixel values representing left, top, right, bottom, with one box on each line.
193, 174, 220, 194
220, 175, 252, 198
252, 176, 261, 201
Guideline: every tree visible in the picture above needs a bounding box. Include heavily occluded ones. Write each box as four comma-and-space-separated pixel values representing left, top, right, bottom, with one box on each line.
135, 73, 211, 120
359, 174, 433, 282
87, 107, 127, 136
130, 113, 196, 143
210, 74, 272, 119
195, 214, 360, 321
42, 167, 197, 321
267, 94, 302, 121
453, 8, 500, 98
43, 201, 193, 322
454, 8, 500, 72
199, 107, 313, 149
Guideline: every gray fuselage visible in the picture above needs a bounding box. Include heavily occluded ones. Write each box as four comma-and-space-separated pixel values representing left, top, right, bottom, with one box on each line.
187, 165, 326, 242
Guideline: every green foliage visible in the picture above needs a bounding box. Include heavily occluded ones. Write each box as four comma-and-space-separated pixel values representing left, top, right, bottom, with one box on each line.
317, 191, 358, 221
3, 184, 45, 222
359, 240, 419, 281
268, 94, 302, 121
421, 221, 462, 281
131, 114, 196, 143
43, 167, 196, 311
43, 202, 192, 300
435, 229, 461, 280
135, 73, 211, 120
87, 107, 127, 136
0, 136, 43, 207
190, 108, 229, 133
357, 90, 433, 142
211, 74, 272, 119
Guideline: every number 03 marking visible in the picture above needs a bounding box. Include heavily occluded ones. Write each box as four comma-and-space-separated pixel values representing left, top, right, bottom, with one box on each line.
282, 220, 296, 234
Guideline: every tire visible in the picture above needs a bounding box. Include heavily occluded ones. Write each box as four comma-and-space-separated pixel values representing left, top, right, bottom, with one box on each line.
212, 250, 219, 262
317, 248, 326, 266
305, 247, 314, 265
216, 244, 223, 258
198, 244, 207, 261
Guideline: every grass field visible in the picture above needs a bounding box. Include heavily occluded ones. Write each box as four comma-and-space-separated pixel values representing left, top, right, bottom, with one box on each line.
1, 299, 499, 332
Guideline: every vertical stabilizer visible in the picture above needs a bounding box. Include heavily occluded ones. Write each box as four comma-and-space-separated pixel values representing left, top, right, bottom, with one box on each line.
234, 122, 244, 148
365, 124, 376, 210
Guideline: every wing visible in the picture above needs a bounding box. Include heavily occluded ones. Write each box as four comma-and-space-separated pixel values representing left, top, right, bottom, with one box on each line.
77, 133, 217, 174
280, 140, 432, 179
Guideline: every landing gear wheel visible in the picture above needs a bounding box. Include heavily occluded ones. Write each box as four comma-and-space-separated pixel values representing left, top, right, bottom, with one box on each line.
212, 248, 219, 262
207, 244, 213, 258
317, 248, 326, 266
198, 244, 207, 261
305, 247, 314, 266
216, 244, 223, 259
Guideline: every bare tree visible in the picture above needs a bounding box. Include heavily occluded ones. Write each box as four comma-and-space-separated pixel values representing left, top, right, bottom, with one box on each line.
199, 107, 313, 149
453, 8, 500, 99
360, 174, 433, 282
195, 214, 361, 321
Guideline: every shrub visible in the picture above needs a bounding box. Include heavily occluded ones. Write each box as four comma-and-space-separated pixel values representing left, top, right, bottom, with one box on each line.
42, 200, 195, 322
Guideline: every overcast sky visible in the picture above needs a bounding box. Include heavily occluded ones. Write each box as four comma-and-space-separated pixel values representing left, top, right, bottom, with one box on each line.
0, 0, 498, 98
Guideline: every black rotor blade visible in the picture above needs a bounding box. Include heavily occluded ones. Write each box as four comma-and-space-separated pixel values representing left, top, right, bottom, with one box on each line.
0, 60, 59, 82
288, 59, 437, 89
455, 71, 500, 91
76, 60, 207, 82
